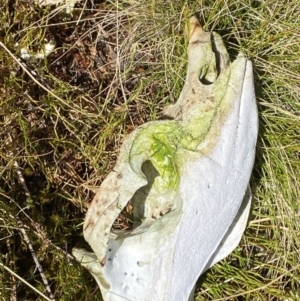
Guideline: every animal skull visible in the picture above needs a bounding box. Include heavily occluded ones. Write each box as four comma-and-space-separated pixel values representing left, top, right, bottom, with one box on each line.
73, 17, 258, 301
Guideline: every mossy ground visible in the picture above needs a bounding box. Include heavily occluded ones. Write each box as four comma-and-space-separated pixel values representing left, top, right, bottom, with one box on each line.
0, 0, 299, 300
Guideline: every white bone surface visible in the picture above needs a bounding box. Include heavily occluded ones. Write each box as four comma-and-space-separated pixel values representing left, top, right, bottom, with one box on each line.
73, 17, 258, 301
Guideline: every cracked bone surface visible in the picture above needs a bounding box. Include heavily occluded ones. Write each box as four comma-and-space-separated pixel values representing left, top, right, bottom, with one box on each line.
73, 17, 258, 301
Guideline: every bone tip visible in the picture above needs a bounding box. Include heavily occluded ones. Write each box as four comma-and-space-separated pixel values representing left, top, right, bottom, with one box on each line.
190, 16, 202, 29
189, 16, 203, 37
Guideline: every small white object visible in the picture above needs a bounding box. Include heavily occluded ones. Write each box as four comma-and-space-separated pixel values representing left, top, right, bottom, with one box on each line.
73, 17, 258, 301
20, 40, 56, 61
34, 0, 81, 14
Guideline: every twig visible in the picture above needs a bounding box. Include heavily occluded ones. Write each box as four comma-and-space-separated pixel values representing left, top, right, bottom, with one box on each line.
12, 215, 56, 300
5, 133, 55, 300
0, 262, 53, 301
6, 134, 32, 206
1, 193, 75, 263
12, 159, 32, 202
6, 239, 17, 301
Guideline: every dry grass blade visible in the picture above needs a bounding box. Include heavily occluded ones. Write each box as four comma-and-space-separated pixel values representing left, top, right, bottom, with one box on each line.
0, 262, 53, 301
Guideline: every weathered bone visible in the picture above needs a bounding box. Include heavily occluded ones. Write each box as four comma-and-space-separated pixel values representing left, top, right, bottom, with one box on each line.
73, 17, 258, 301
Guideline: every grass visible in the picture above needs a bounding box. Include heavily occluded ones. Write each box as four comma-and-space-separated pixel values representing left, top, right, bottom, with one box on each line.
0, 0, 299, 300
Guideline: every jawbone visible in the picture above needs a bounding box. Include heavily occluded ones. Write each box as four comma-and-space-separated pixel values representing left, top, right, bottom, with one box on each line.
73, 17, 258, 301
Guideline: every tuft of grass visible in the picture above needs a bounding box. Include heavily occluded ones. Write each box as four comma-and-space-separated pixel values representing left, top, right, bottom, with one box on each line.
0, 0, 299, 300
